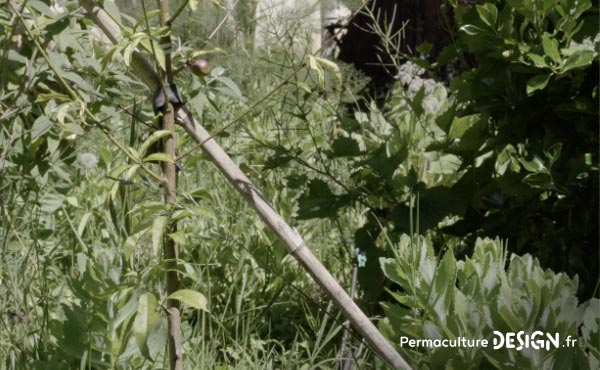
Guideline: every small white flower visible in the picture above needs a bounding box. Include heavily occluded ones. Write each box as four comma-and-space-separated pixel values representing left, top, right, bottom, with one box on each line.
78, 152, 98, 168
49, 3, 67, 15
408, 78, 424, 93
397, 72, 413, 86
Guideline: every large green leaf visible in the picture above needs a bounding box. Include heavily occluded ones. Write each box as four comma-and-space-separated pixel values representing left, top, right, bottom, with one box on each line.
167, 289, 208, 311
134, 293, 158, 359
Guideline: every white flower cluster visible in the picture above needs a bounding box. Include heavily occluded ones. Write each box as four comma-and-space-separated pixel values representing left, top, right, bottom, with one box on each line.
396, 61, 437, 94
395, 62, 443, 113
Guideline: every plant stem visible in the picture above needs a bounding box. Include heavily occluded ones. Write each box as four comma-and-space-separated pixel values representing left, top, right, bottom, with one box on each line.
157, 0, 182, 369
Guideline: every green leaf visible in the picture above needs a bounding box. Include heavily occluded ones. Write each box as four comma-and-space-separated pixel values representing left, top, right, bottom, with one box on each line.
215, 76, 243, 100
191, 207, 216, 220
168, 230, 188, 247
476, 3, 498, 28
330, 137, 362, 157
146, 317, 168, 361
541, 33, 561, 64
448, 114, 479, 139
495, 144, 519, 175
31, 116, 53, 139
154, 42, 167, 72
134, 293, 158, 359
518, 156, 546, 173
380, 257, 408, 288
313, 56, 342, 83
77, 212, 92, 238
103, 0, 122, 25
140, 130, 172, 155
41, 193, 65, 213
430, 251, 457, 326
527, 53, 549, 68
306, 55, 325, 86
152, 216, 168, 256
297, 179, 349, 219
168, 289, 208, 311
544, 143, 562, 167
522, 172, 554, 190
526, 74, 550, 95
143, 152, 175, 163
416, 42, 433, 56
28, 0, 54, 17
459, 24, 485, 36
561, 50, 595, 73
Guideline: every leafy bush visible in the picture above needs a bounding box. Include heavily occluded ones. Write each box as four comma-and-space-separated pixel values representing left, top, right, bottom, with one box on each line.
284, 0, 599, 300
379, 236, 599, 369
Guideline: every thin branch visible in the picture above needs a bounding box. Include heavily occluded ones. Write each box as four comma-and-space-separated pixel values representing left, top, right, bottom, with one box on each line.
206, 0, 241, 42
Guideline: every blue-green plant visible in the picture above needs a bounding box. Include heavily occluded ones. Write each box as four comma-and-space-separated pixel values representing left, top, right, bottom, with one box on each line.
379, 235, 599, 369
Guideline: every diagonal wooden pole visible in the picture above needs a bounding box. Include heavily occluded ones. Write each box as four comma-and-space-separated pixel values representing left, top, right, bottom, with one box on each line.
79, 1, 411, 368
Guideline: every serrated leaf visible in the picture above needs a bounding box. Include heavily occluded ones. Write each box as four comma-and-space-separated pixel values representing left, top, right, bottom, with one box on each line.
41, 193, 65, 213
168, 289, 208, 311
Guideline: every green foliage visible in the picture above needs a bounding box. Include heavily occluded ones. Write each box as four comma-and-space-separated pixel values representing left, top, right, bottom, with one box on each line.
1, 0, 597, 368
445, 0, 599, 296
0, 1, 364, 368
285, 0, 598, 299
379, 236, 598, 369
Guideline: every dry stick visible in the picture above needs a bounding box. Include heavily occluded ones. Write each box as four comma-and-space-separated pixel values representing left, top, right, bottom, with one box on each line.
78, 1, 411, 369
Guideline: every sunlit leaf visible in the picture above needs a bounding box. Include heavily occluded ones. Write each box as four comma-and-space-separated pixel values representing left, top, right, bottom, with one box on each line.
168, 289, 208, 311
143, 152, 175, 163
526, 73, 550, 95
134, 293, 159, 359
